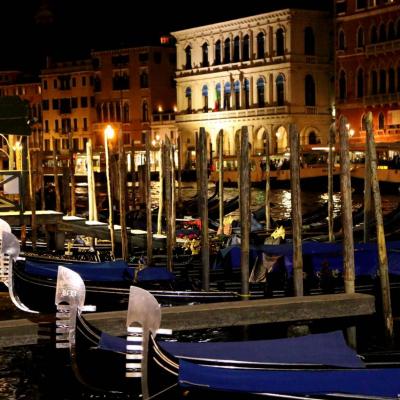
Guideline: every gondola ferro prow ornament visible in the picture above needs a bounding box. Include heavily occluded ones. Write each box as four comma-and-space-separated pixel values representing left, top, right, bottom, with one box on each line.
126, 286, 172, 399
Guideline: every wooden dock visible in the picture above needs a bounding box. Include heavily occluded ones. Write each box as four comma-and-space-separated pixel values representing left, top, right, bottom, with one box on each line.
0, 210, 63, 225
0, 293, 375, 347
0, 211, 166, 249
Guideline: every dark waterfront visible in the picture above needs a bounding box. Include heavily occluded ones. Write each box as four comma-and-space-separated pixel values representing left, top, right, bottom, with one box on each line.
1, 184, 399, 399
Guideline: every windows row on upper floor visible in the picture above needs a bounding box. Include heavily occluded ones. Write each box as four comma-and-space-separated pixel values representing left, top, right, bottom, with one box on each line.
338, 19, 400, 50
180, 73, 319, 113
42, 96, 96, 112
43, 117, 89, 133
180, 27, 317, 70
338, 66, 400, 99
43, 75, 94, 90
337, 0, 397, 14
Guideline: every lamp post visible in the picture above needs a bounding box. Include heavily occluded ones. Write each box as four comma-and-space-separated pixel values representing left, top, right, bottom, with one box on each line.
104, 124, 115, 258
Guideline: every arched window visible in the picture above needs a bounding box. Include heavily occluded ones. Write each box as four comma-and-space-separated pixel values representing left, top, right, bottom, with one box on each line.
371, 70, 378, 94
257, 32, 265, 59
123, 103, 129, 123
370, 26, 378, 44
305, 74, 316, 106
398, 67, 400, 92
257, 78, 265, 107
243, 79, 250, 108
243, 35, 250, 61
338, 30, 345, 50
388, 22, 395, 41
185, 87, 192, 112
202, 43, 209, 67
357, 69, 364, 97
214, 83, 221, 111
96, 104, 102, 122
142, 101, 148, 122
109, 103, 115, 121
234, 80, 240, 109
339, 71, 346, 100
304, 27, 315, 55
388, 68, 395, 93
116, 103, 121, 122
308, 131, 317, 144
233, 36, 240, 62
223, 38, 231, 64
140, 71, 148, 88
379, 69, 386, 93
357, 27, 364, 47
276, 28, 285, 56
356, 0, 367, 8
224, 82, 231, 110
379, 24, 386, 42
185, 45, 192, 70
215, 40, 221, 65
276, 74, 285, 106
103, 103, 109, 121
361, 113, 367, 131
202, 85, 208, 112
378, 112, 385, 130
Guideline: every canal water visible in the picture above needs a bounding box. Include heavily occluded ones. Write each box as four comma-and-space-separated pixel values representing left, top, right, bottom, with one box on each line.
1, 184, 399, 399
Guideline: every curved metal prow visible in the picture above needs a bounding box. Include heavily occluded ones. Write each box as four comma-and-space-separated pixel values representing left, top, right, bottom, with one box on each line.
0, 218, 11, 234
55, 266, 87, 348
126, 286, 171, 400
0, 231, 36, 313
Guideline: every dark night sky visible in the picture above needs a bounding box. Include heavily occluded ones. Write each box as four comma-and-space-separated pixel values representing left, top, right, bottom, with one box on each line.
0, 0, 331, 73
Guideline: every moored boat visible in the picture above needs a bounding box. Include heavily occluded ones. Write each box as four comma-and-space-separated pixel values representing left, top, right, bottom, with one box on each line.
55, 268, 400, 399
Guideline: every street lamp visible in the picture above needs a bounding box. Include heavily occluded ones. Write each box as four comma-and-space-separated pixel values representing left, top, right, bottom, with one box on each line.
104, 124, 115, 258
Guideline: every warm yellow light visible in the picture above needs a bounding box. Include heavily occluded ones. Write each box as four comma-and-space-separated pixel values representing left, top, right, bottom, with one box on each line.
158, 105, 163, 112
173, 105, 177, 112
346, 123, 350, 130
155, 134, 160, 141
349, 129, 355, 137
105, 124, 114, 139
151, 140, 156, 146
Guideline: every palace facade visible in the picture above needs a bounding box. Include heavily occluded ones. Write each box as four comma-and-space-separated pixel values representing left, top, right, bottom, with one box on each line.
335, 0, 400, 147
172, 8, 334, 168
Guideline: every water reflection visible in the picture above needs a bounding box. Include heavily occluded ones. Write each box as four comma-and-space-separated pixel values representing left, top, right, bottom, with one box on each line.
1, 184, 399, 399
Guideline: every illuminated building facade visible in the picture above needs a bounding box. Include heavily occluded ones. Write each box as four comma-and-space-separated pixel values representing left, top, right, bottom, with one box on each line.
41, 59, 95, 155
91, 46, 177, 154
172, 8, 334, 168
335, 0, 400, 147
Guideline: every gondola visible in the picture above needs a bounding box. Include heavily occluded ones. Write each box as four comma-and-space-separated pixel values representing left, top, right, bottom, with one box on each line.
212, 240, 400, 302
5, 253, 246, 314
55, 268, 400, 399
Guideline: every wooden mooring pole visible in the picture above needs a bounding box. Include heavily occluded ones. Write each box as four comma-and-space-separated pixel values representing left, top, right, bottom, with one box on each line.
145, 132, 153, 264
218, 129, 224, 231
28, 146, 37, 250
86, 139, 97, 221
365, 112, 393, 341
339, 116, 356, 348
363, 129, 372, 243
328, 123, 335, 242
157, 143, 164, 235
52, 137, 61, 212
264, 132, 271, 231
199, 127, 209, 290
68, 131, 76, 216
239, 127, 250, 297
289, 124, 303, 297
118, 129, 128, 261
177, 136, 182, 205
104, 126, 115, 259
165, 138, 173, 272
